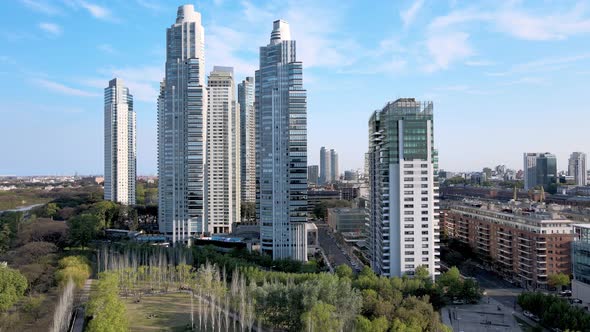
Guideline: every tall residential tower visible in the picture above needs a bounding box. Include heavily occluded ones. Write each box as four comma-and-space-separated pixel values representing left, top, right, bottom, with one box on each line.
368, 98, 440, 278
104, 78, 136, 205
238, 77, 256, 204
523, 153, 557, 190
206, 66, 240, 233
319, 146, 331, 185
569, 152, 587, 186
256, 20, 308, 261
158, 5, 206, 242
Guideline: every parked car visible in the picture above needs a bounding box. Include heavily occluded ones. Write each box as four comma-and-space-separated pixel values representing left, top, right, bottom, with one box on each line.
523, 310, 534, 318
571, 298, 583, 304
559, 290, 572, 297
452, 299, 465, 305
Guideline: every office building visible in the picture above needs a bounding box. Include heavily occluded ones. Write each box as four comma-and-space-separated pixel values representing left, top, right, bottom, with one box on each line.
256, 20, 308, 261
104, 78, 136, 205
307, 189, 342, 215
238, 77, 256, 203
308, 165, 319, 185
206, 66, 240, 234
327, 208, 366, 233
368, 98, 440, 278
158, 5, 206, 242
573, 224, 590, 304
319, 146, 331, 185
569, 152, 587, 186
443, 199, 573, 289
523, 153, 557, 191
330, 149, 339, 182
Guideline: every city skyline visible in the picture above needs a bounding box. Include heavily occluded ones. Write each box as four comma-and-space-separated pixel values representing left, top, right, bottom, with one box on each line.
1, 0, 590, 175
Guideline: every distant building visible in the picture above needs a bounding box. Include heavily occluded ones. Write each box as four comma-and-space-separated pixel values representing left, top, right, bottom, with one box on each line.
308, 165, 319, 185
308, 189, 341, 215
443, 200, 573, 289
569, 152, 587, 186
319, 146, 331, 185
327, 208, 366, 233
573, 224, 590, 303
368, 98, 440, 278
238, 77, 256, 204
344, 170, 358, 181
206, 66, 240, 234
330, 149, 339, 182
104, 78, 136, 205
523, 153, 557, 191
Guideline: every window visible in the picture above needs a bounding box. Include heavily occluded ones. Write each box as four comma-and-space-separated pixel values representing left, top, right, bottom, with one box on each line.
404, 204, 414, 208
405, 251, 414, 255
404, 197, 414, 202
404, 191, 414, 195
421, 184, 428, 188
405, 244, 414, 248
404, 171, 414, 175
405, 238, 414, 242
404, 224, 415, 228
421, 177, 428, 181
422, 244, 429, 248
405, 258, 415, 262
404, 184, 414, 188
404, 177, 413, 181
422, 231, 429, 235
422, 224, 429, 228
421, 217, 428, 222
405, 264, 415, 269
422, 257, 429, 262
422, 251, 429, 255
404, 217, 414, 222
404, 231, 414, 235
421, 204, 428, 208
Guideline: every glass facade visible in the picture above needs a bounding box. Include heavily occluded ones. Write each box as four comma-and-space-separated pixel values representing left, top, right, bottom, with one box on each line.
573, 225, 590, 285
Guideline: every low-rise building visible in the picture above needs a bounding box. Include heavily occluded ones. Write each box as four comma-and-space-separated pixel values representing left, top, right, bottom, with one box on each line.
442, 199, 574, 289
307, 189, 341, 215
327, 208, 366, 233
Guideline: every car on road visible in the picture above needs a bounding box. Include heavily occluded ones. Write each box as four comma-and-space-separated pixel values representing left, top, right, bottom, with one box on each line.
570, 298, 583, 304
559, 290, 572, 297
452, 299, 465, 305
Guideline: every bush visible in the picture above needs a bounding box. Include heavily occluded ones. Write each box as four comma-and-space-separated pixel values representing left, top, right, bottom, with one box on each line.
55, 255, 91, 288
0, 266, 28, 311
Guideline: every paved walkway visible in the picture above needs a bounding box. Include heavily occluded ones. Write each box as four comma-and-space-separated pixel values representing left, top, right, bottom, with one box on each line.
71, 279, 94, 332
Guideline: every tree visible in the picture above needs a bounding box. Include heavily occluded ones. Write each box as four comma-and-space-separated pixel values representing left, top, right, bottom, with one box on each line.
0, 266, 28, 311
548, 273, 570, 289
39, 203, 59, 219
86, 272, 128, 332
67, 214, 101, 247
335, 264, 353, 279
301, 302, 341, 332
313, 200, 352, 220
55, 256, 91, 288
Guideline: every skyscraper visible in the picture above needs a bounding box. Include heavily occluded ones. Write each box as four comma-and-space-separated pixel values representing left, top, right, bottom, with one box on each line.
158, 5, 206, 243
104, 78, 136, 205
569, 152, 587, 186
206, 66, 240, 234
330, 149, 339, 182
308, 165, 319, 185
368, 98, 440, 278
238, 77, 256, 204
319, 146, 331, 185
523, 153, 557, 190
256, 20, 308, 261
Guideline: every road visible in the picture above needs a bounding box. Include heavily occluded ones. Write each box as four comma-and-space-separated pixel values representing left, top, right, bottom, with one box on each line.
316, 223, 357, 270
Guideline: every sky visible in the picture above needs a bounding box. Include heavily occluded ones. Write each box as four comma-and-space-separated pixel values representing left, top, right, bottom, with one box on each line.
0, 0, 589, 176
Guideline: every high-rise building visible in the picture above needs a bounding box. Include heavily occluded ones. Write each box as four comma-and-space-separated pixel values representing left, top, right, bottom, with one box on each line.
206, 66, 240, 234
256, 20, 308, 261
569, 152, 587, 186
158, 5, 206, 243
368, 98, 440, 278
319, 146, 331, 185
523, 153, 557, 190
104, 78, 136, 205
330, 149, 339, 182
308, 165, 319, 185
238, 77, 256, 204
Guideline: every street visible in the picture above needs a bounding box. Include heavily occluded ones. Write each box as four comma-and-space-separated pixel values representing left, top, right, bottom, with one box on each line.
316, 223, 357, 270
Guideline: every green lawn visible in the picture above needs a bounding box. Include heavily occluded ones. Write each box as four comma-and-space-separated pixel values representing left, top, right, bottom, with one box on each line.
125, 292, 240, 332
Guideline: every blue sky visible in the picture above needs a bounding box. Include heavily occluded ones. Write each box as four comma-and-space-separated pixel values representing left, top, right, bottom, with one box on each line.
1, 0, 589, 175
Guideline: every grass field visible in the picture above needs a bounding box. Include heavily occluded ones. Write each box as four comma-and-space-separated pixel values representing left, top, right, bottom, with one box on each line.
125, 292, 241, 332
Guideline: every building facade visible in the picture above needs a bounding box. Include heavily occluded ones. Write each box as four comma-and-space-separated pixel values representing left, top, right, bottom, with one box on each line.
104, 78, 136, 205
443, 200, 573, 289
238, 77, 256, 204
327, 208, 366, 233
569, 152, 587, 186
573, 224, 590, 305
158, 5, 207, 242
319, 146, 331, 185
330, 149, 339, 182
256, 20, 308, 261
524, 152, 557, 190
206, 66, 240, 234
308, 165, 319, 185
368, 98, 440, 278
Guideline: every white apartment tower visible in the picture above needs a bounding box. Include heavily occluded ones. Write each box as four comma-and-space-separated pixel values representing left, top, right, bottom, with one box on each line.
158, 5, 206, 243
319, 146, 331, 185
368, 98, 440, 278
569, 152, 587, 186
206, 66, 240, 234
256, 20, 308, 261
104, 78, 136, 205
238, 77, 256, 204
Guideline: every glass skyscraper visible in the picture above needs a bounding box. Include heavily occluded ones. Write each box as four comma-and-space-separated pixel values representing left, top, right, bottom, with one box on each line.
523, 152, 557, 190
238, 77, 256, 204
256, 20, 308, 261
158, 5, 206, 243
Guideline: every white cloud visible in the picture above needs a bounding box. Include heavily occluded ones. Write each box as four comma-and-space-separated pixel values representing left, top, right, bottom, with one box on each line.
135, 0, 164, 12
465, 60, 495, 66
39, 22, 62, 36
400, 0, 425, 28
424, 32, 473, 72
20, 0, 61, 15
78, 1, 111, 20
33, 78, 100, 97
97, 43, 116, 54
